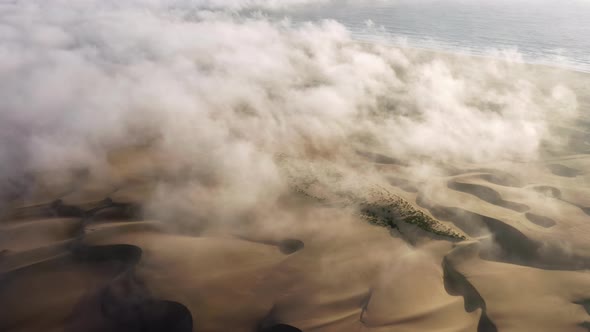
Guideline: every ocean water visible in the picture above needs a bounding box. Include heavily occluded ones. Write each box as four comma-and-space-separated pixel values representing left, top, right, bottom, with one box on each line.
281, 0, 590, 72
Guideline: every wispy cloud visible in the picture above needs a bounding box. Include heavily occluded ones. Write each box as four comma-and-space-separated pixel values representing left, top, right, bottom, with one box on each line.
0, 1, 579, 224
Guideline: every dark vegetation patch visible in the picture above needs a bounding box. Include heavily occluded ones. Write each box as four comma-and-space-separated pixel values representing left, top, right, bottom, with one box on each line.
360, 200, 466, 241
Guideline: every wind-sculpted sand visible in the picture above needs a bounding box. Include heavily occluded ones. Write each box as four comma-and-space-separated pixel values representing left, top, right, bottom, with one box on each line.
0, 184, 473, 332
3, 127, 590, 331
1, 2, 590, 330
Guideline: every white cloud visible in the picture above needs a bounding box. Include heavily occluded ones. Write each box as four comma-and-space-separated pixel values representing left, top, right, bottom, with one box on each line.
0, 0, 579, 222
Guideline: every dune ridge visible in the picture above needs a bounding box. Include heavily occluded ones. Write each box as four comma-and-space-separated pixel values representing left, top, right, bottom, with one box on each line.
1, 1, 590, 330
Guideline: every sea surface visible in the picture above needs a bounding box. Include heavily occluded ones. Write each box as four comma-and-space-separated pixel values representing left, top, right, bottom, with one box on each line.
278, 0, 590, 72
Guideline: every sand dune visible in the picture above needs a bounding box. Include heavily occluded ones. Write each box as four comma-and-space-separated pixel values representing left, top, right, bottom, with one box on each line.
1, 44, 590, 332
446, 243, 590, 332
524, 213, 556, 228
4, 143, 590, 331
546, 164, 584, 178
447, 181, 529, 212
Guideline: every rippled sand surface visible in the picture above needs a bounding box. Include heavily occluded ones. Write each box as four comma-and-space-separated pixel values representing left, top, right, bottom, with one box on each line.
1, 29, 590, 332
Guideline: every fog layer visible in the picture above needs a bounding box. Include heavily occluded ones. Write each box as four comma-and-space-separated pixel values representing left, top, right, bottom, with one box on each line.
0, 0, 580, 224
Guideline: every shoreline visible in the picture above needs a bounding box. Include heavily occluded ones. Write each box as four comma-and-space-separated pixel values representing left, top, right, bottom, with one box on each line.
352, 33, 590, 75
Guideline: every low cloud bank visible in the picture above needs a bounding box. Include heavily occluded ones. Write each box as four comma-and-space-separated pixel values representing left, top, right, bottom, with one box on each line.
0, 1, 579, 225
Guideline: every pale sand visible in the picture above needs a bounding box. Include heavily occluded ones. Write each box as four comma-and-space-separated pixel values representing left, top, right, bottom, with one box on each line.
1, 59, 590, 332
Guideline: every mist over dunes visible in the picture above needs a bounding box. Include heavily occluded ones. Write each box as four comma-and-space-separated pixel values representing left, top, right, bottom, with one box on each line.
1, 1, 590, 331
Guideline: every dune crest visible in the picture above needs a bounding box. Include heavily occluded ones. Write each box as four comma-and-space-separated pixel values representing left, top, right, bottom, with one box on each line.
1, 1, 590, 331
